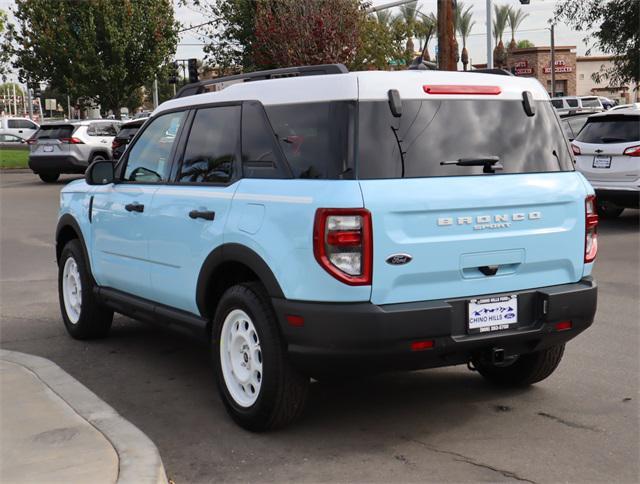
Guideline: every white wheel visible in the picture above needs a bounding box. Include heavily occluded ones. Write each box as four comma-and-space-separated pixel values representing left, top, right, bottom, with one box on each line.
220, 309, 263, 407
62, 256, 82, 324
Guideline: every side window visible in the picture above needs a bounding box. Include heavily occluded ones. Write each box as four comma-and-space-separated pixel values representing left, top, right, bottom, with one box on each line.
566, 99, 579, 108
177, 105, 240, 184
7, 119, 18, 129
241, 102, 288, 179
124, 111, 186, 183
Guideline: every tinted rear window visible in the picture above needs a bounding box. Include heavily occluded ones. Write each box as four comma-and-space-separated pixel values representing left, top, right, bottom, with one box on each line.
116, 126, 141, 140
264, 102, 351, 179
35, 125, 74, 139
357, 100, 573, 179
575, 116, 640, 144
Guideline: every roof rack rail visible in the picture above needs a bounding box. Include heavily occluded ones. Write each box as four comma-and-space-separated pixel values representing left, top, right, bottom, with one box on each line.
469, 68, 514, 76
174, 64, 349, 99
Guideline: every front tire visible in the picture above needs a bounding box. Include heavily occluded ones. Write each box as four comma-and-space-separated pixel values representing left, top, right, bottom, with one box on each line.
39, 173, 60, 183
212, 283, 309, 431
472, 344, 565, 387
58, 240, 113, 339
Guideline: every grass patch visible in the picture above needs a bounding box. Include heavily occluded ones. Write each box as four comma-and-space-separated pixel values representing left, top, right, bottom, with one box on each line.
0, 148, 29, 169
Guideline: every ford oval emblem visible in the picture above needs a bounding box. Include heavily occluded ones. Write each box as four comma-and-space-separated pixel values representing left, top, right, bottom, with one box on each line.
386, 254, 413, 265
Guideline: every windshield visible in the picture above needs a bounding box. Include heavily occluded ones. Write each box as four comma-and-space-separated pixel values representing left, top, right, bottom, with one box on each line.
357, 100, 573, 179
575, 116, 640, 144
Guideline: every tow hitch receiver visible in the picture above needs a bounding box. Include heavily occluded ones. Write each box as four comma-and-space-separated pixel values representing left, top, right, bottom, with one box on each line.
492, 348, 505, 364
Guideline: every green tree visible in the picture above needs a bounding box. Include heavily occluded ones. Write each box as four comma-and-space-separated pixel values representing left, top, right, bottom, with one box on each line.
457, 5, 475, 71
0, 9, 10, 81
0, 82, 24, 97
396, 0, 420, 59
516, 39, 535, 49
10, 0, 178, 118
351, 13, 404, 70
492, 4, 510, 67
416, 12, 437, 61
507, 7, 528, 52
555, 0, 639, 87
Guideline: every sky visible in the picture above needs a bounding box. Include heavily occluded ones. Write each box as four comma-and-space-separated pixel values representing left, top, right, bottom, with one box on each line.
1, 0, 598, 84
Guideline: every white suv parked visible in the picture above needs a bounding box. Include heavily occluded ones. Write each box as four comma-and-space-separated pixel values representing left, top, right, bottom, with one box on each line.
28, 120, 121, 182
572, 108, 640, 217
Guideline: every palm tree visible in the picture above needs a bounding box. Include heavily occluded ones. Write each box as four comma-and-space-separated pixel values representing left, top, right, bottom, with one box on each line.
375, 9, 393, 27
507, 7, 529, 52
396, 0, 420, 55
457, 5, 475, 71
415, 12, 436, 60
492, 4, 510, 67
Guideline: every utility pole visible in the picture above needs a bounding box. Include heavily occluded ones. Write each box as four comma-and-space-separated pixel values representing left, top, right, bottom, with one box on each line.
67, 95, 71, 119
153, 75, 159, 109
26, 85, 33, 120
437, 0, 456, 70
486, 0, 493, 68
12, 83, 17, 116
549, 23, 556, 97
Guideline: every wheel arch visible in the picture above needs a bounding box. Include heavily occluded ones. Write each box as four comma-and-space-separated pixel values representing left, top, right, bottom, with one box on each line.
196, 244, 284, 321
56, 214, 94, 283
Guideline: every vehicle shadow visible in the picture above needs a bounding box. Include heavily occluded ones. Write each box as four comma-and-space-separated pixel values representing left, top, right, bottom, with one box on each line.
598, 210, 639, 234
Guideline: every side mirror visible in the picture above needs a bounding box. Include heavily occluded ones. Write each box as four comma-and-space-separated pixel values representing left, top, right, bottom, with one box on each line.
85, 160, 114, 185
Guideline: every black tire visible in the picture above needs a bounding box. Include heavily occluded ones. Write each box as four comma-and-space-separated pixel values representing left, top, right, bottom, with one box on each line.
90, 153, 108, 163
212, 283, 309, 431
597, 201, 624, 218
39, 173, 60, 183
472, 344, 565, 387
58, 239, 113, 339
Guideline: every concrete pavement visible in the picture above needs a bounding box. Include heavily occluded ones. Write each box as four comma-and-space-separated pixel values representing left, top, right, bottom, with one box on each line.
0, 350, 167, 484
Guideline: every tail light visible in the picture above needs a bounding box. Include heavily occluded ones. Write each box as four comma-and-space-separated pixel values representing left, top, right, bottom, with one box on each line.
585, 195, 598, 263
623, 145, 640, 156
571, 143, 581, 155
26, 137, 37, 145
60, 137, 84, 144
112, 139, 124, 150
313, 208, 372, 285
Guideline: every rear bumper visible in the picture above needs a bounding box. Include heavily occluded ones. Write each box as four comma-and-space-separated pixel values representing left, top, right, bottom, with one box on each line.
28, 155, 87, 174
594, 188, 639, 208
272, 277, 597, 374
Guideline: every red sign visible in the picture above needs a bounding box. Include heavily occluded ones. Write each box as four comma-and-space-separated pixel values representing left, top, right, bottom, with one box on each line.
515, 67, 534, 75
543, 59, 573, 74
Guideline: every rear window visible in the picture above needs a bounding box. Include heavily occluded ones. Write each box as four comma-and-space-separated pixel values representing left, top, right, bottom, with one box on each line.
116, 125, 141, 140
575, 116, 640, 144
581, 98, 601, 108
264, 102, 351, 179
35, 125, 74, 139
357, 100, 573, 179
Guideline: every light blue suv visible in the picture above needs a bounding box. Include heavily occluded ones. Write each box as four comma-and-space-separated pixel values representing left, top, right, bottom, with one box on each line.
56, 65, 598, 431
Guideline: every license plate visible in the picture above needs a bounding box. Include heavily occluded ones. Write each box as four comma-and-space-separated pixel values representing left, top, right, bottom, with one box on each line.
468, 295, 518, 334
43, 145, 53, 152
593, 155, 611, 168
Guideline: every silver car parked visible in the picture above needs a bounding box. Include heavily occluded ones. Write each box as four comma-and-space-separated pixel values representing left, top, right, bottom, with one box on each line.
28, 120, 121, 182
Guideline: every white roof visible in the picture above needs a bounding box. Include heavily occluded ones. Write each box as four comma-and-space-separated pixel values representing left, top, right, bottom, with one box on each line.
154, 69, 549, 116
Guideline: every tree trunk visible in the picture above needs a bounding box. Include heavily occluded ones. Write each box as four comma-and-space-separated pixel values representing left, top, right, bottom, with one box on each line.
462, 46, 469, 71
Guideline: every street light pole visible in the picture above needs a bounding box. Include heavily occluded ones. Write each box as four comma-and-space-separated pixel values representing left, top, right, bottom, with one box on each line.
486, 0, 493, 68
550, 23, 556, 97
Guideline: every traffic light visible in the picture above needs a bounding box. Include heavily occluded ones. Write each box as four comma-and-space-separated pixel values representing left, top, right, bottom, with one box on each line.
188, 58, 198, 83
34, 85, 42, 98
169, 61, 179, 84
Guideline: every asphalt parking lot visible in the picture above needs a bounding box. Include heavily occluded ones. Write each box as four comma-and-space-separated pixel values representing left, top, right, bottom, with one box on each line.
1, 170, 638, 483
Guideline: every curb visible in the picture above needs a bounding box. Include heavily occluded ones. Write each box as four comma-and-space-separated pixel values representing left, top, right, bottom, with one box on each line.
0, 349, 168, 484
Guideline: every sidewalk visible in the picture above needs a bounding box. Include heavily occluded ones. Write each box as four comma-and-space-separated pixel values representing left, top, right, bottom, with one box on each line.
0, 350, 167, 484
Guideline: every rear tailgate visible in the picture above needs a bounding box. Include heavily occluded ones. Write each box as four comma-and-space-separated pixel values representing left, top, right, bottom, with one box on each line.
31, 125, 75, 156
573, 114, 640, 183
360, 173, 587, 305
355, 91, 586, 306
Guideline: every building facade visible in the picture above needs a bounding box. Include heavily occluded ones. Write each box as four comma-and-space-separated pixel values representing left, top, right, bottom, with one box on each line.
504, 46, 577, 97
576, 55, 638, 104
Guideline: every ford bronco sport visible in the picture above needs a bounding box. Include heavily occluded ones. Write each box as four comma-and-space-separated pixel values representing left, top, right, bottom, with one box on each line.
56, 65, 598, 431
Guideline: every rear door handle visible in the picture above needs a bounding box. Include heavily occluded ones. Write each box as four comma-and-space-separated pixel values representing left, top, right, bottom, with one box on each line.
125, 203, 144, 213
189, 210, 215, 221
